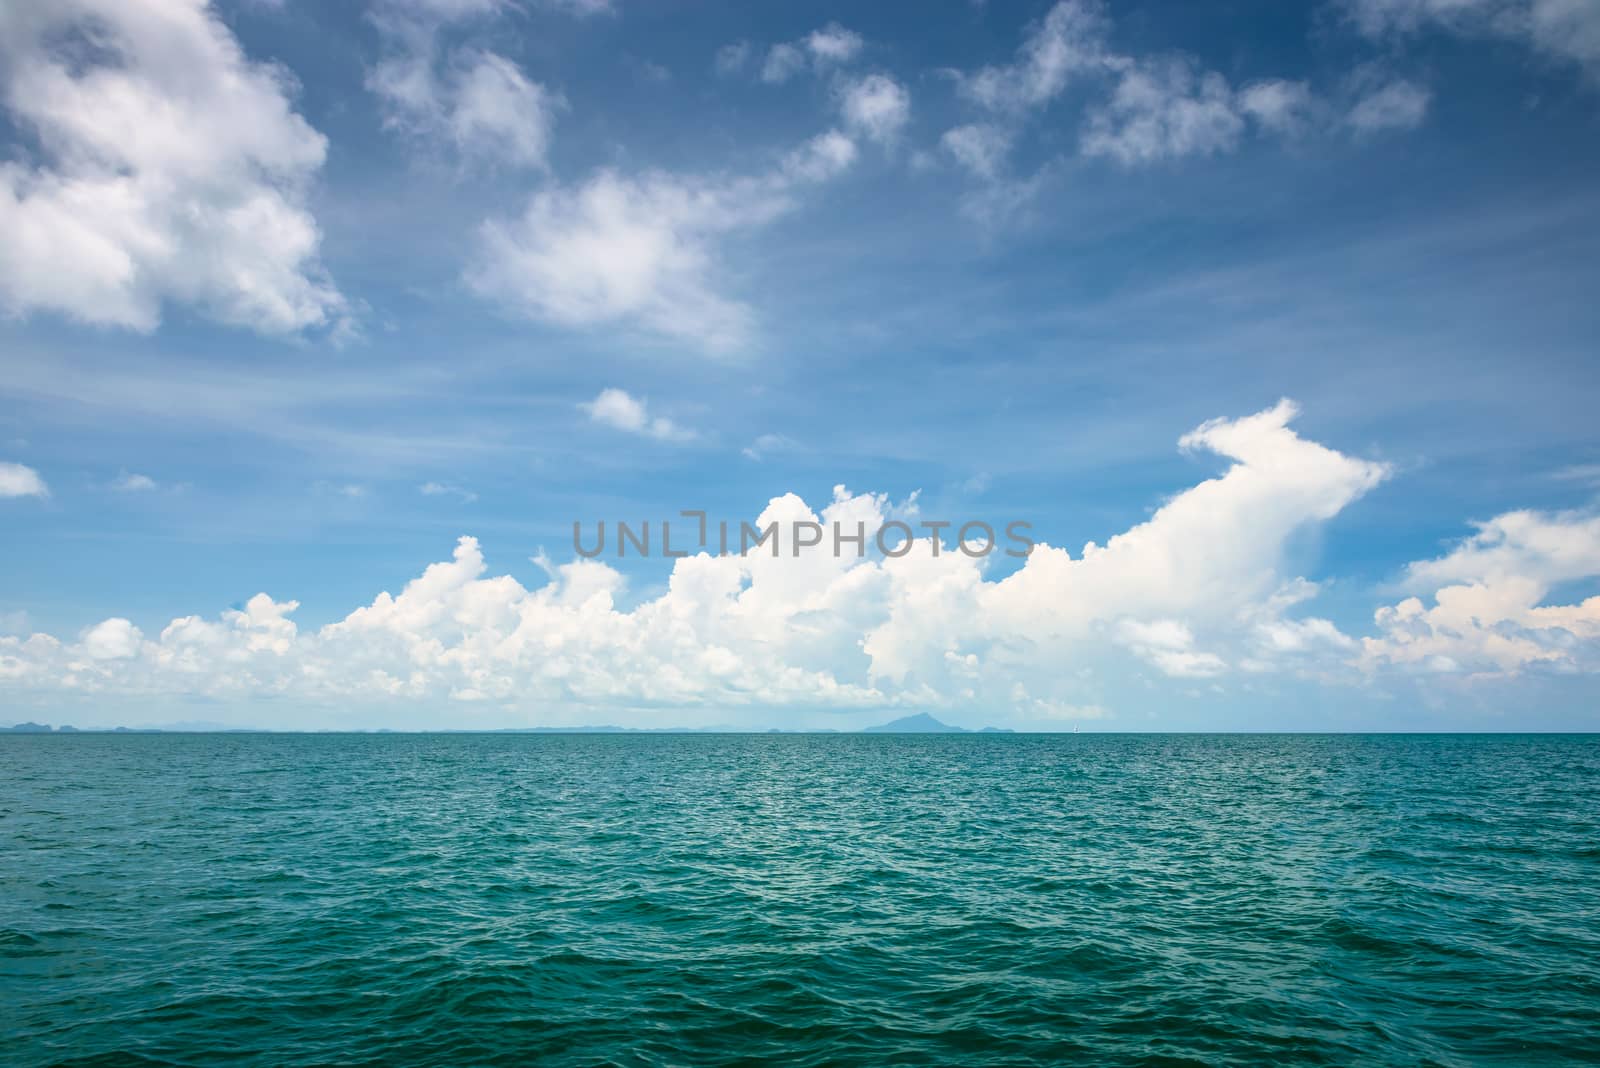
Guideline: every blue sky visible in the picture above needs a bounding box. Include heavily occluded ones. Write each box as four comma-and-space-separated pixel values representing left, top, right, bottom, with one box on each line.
1, 0, 1598, 730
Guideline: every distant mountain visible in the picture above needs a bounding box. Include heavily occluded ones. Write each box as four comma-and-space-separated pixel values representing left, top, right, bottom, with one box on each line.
6, 722, 53, 733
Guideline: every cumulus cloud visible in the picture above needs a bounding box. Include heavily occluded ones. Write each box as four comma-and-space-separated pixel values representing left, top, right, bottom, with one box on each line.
81, 618, 142, 661
838, 74, 912, 144
1363, 510, 1600, 675
0, 461, 48, 499
806, 24, 865, 63
0, 402, 1412, 724
467, 129, 856, 354
0, 0, 346, 335
368, 0, 561, 168
581, 388, 694, 441
1116, 619, 1228, 678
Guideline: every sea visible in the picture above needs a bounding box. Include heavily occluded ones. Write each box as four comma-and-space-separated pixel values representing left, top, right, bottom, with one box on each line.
4, 732, 1599, 1066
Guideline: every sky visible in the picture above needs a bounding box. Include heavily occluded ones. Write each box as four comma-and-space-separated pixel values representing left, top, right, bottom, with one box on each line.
1, 0, 1598, 731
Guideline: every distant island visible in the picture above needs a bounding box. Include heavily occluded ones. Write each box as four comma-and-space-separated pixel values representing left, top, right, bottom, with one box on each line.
862, 713, 1012, 734
6, 713, 1014, 735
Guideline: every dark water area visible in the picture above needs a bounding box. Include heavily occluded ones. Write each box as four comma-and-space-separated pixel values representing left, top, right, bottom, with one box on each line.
4, 733, 1599, 1065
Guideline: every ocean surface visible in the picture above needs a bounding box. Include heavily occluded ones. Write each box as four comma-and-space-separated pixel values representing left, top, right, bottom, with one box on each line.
4, 733, 1599, 1066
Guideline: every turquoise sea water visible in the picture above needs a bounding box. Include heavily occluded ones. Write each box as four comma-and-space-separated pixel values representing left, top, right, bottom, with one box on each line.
3, 733, 1599, 1066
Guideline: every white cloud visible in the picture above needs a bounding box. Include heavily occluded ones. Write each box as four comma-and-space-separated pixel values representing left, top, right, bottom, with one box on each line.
379, 0, 500, 16
447, 52, 561, 165
313, 481, 368, 499
1363, 510, 1600, 675
467, 130, 856, 354
1082, 59, 1247, 165
715, 41, 752, 76
469, 171, 765, 352
1237, 79, 1319, 136
742, 433, 799, 461
1552, 463, 1600, 486
0, 402, 1412, 724
1083, 61, 1422, 163
761, 43, 808, 85
375, 0, 611, 18
781, 129, 859, 182
82, 618, 142, 661
946, 0, 1430, 183
936, 123, 1055, 227
958, 167, 1057, 228
806, 24, 865, 63
542, 0, 613, 14
1116, 619, 1227, 677
368, 1, 561, 169
581, 388, 694, 441
940, 124, 1015, 179
0, 461, 48, 499
838, 75, 911, 144
420, 481, 479, 502
962, 0, 1112, 110
111, 472, 158, 493
0, 0, 346, 335
1345, 74, 1432, 133
761, 23, 864, 84
1343, 0, 1600, 77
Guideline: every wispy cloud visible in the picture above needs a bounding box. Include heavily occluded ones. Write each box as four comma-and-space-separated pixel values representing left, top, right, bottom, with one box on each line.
1343, 69, 1432, 133
1340, 0, 1600, 79
367, 0, 563, 170
742, 433, 799, 461
110, 472, 158, 493
313, 481, 368, 499
420, 481, 479, 503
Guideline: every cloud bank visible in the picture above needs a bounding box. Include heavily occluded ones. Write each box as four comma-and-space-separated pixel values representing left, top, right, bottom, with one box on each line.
0, 402, 1442, 721
7, 401, 1596, 727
